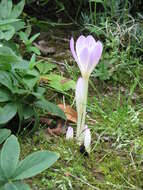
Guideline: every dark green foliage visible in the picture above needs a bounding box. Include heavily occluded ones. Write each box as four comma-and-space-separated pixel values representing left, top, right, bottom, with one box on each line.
0, 0, 25, 40
0, 135, 59, 190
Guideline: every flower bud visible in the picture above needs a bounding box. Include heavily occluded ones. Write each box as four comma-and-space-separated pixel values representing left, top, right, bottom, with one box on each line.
66, 127, 74, 140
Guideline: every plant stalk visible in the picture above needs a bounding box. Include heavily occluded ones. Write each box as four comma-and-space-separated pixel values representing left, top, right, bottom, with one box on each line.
76, 78, 89, 144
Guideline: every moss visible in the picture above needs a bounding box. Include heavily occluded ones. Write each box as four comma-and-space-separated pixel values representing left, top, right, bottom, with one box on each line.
19, 126, 143, 190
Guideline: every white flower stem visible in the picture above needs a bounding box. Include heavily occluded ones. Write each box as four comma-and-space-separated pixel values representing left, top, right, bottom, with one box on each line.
76, 110, 82, 139
77, 77, 89, 143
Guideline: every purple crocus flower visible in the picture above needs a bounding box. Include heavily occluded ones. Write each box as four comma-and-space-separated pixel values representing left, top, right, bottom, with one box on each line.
70, 35, 103, 78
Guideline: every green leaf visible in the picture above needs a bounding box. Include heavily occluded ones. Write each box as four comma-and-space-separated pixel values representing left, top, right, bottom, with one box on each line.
23, 76, 39, 90
14, 151, 59, 180
36, 61, 56, 74
0, 103, 17, 125
29, 33, 40, 43
26, 68, 39, 76
28, 54, 36, 69
0, 25, 15, 40
11, 21, 25, 32
23, 106, 34, 120
27, 46, 41, 55
19, 31, 28, 43
12, 59, 29, 70
46, 74, 76, 92
35, 99, 66, 120
10, 0, 25, 19
32, 86, 46, 99
3, 182, 31, 190
0, 129, 11, 144
0, 0, 12, 19
1, 135, 20, 178
17, 103, 23, 123
0, 71, 13, 91
0, 62, 11, 71
2, 182, 17, 190
0, 46, 21, 65
0, 153, 7, 184
0, 89, 11, 102
0, 19, 19, 26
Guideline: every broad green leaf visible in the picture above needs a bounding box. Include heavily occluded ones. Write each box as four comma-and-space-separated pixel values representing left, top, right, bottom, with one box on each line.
0, 25, 15, 40
35, 99, 66, 119
0, 103, 17, 125
13, 182, 31, 190
23, 106, 34, 120
23, 76, 39, 90
2, 41, 19, 56
0, 180, 6, 188
14, 151, 59, 180
2, 182, 17, 190
32, 86, 46, 99
27, 46, 41, 55
46, 74, 76, 92
0, 71, 13, 92
0, 129, 11, 144
36, 61, 56, 74
0, 152, 6, 184
3, 182, 31, 190
26, 69, 39, 77
12, 60, 29, 70
0, 46, 21, 65
0, 89, 11, 102
0, 0, 12, 19
11, 21, 25, 32
0, 19, 19, 26
1, 135, 20, 178
10, 0, 25, 19
0, 62, 11, 71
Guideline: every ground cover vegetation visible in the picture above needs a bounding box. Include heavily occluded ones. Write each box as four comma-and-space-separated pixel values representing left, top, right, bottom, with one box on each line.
0, 0, 143, 189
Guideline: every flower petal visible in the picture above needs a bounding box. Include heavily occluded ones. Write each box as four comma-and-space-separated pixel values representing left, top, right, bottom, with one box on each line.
70, 37, 83, 71
70, 37, 78, 62
66, 126, 74, 140
76, 35, 86, 58
79, 47, 90, 75
85, 35, 96, 52
87, 41, 103, 74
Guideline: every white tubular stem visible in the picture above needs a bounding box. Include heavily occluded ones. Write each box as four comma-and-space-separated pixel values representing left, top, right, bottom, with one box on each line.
78, 78, 89, 143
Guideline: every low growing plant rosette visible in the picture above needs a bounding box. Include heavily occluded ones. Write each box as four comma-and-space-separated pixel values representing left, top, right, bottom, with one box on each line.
66, 35, 103, 153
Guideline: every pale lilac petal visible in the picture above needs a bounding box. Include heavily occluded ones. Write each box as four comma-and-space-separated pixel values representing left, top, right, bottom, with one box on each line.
70, 37, 78, 62
87, 41, 103, 74
85, 35, 96, 52
76, 35, 86, 58
66, 126, 74, 140
70, 37, 83, 71
84, 126, 91, 153
79, 47, 89, 74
